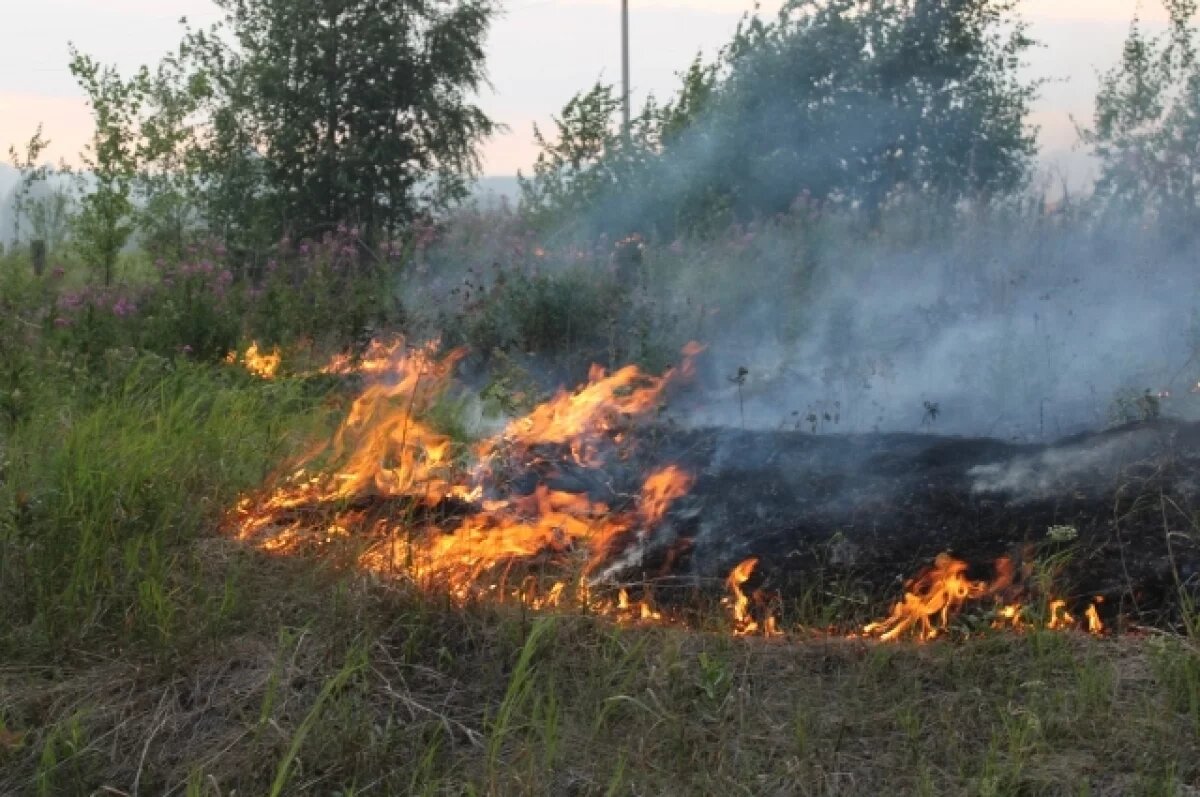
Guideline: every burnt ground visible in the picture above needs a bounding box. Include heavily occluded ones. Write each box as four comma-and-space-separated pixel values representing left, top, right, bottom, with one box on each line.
522, 419, 1200, 630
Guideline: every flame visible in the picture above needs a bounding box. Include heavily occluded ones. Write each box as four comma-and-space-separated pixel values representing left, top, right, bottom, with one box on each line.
228, 342, 282, 378
479, 356, 694, 467
322, 338, 407, 377
864, 553, 1110, 641
1086, 598, 1105, 634
232, 337, 700, 621
229, 336, 1113, 643
864, 554, 996, 641
640, 466, 693, 524
720, 556, 777, 638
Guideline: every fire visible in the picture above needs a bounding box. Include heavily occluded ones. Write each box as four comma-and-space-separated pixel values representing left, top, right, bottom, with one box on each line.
1086, 598, 1105, 634
322, 338, 407, 377
229, 335, 1113, 643
481, 356, 696, 466
232, 337, 700, 619
863, 553, 1110, 641
863, 554, 996, 641
725, 557, 760, 635
640, 466, 693, 524
723, 558, 780, 636
227, 341, 282, 378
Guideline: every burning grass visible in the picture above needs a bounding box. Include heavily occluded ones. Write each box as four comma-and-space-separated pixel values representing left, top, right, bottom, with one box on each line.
226, 336, 1122, 643
2, 340, 1199, 795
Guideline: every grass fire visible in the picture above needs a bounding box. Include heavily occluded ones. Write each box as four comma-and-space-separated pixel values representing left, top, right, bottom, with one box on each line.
6, 0, 1200, 793
229, 337, 1119, 645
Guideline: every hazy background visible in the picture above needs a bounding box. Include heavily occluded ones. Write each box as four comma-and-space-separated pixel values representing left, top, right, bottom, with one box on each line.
0, 0, 1172, 185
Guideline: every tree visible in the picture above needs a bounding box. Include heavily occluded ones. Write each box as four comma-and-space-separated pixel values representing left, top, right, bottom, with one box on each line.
521, 0, 1038, 237
69, 47, 148, 285
1083, 0, 1200, 231
191, 0, 496, 251
518, 83, 664, 235
692, 0, 1038, 222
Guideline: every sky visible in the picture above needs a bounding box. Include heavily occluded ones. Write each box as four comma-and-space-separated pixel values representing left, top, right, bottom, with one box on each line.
0, 0, 1173, 182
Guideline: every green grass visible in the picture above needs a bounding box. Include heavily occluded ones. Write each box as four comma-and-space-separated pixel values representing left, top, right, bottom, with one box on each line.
0, 354, 338, 659
2, 561, 1198, 795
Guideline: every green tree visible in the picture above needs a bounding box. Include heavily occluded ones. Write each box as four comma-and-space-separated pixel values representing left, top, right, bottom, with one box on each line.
518, 83, 662, 234
1083, 0, 1200, 231
691, 0, 1038, 223
6, 127, 71, 251
521, 0, 1038, 237
69, 47, 148, 285
190, 0, 496, 252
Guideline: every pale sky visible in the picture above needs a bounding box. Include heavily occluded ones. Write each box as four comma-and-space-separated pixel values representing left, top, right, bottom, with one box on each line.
0, 0, 1173, 180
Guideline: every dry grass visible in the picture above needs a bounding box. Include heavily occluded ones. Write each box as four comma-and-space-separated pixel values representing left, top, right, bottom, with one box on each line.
2, 536, 1198, 797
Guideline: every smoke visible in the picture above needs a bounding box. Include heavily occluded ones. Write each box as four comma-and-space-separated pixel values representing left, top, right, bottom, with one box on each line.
967, 427, 1159, 499
674, 215, 1200, 441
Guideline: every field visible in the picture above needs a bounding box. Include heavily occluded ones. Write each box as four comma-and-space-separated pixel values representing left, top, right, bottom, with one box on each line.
2, 202, 1200, 796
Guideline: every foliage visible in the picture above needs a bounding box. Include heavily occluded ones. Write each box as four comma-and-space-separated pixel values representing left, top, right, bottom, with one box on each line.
68, 48, 147, 286
180, 0, 496, 255
1083, 0, 1200, 233
0, 354, 334, 655
520, 0, 1039, 237
517, 84, 664, 236
6, 126, 76, 253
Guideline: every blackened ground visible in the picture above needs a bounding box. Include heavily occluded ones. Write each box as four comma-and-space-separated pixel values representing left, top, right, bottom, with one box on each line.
568, 419, 1200, 629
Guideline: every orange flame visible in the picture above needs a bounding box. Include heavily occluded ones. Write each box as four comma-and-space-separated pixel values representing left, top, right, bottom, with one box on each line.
725, 558, 761, 635
230, 336, 1114, 643
228, 342, 282, 378
640, 466, 693, 524
865, 553, 1109, 641
1086, 598, 1105, 635
232, 338, 700, 618
863, 554, 1008, 641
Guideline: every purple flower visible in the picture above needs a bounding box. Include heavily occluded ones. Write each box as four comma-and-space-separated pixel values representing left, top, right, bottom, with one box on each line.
299, 243, 311, 255
112, 296, 136, 318
57, 293, 83, 311
53, 316, 72, 328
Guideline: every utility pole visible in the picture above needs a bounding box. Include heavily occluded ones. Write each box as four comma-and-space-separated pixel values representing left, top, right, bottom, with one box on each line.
621, 0, 631, 145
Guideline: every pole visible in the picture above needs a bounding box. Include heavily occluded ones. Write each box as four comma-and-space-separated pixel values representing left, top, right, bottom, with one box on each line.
621, 0, 631, 145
